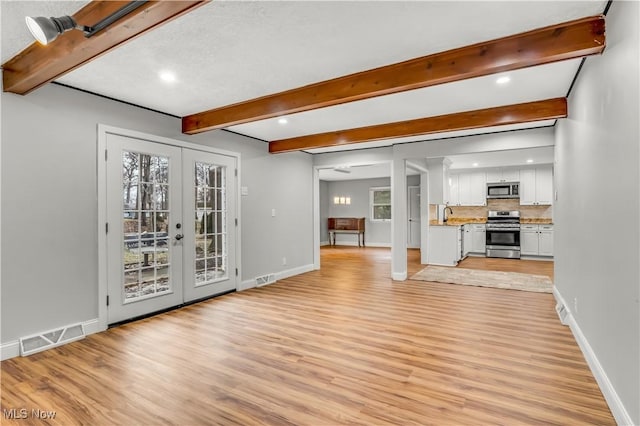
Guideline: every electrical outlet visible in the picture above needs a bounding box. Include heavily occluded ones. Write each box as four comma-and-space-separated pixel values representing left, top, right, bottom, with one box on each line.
573, 297, 578, 314
271, 209, 276, 217
282, 257, 287, 266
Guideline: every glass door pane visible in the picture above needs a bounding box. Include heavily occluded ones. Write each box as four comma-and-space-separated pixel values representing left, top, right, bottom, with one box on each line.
194, 162, 228, 285
122, 151, 172, 302
182, 149, 237, 303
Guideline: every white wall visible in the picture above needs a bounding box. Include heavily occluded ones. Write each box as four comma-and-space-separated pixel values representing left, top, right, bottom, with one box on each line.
554, 1, 639, 424
326, 177, 391, 246
1, 84, 314, 345
321, 175, 420, 246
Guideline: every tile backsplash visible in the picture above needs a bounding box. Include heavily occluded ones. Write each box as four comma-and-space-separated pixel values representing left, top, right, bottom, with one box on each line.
429, 199, 552, 221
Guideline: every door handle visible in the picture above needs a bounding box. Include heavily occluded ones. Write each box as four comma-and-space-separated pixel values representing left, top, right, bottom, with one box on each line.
175, 234, 184, 241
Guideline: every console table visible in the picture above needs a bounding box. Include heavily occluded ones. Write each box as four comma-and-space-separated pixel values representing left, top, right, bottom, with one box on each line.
328, 217, 365, 247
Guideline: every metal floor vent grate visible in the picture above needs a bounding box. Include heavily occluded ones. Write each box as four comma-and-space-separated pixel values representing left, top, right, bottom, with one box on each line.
19, 323, 85, 356
256, 274, 276, 287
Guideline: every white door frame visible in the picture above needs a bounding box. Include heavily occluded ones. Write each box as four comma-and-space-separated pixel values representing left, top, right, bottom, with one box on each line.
312, 160, 393, 271
97, 124, 241, 331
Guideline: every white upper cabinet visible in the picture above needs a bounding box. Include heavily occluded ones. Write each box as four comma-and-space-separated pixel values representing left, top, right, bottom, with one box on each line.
457, 173, 472, 205
468, 171, 487, 206
449, 171, 486, 206
427, 158, 451, 205
449, 174, 459, 206
520, 165, 553, 205
486, 168, 520, 183
535, 167, 554, 205
520, 169, 536, 205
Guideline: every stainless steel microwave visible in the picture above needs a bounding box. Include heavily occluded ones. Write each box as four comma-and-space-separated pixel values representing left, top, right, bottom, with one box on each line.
487, 182, 519, 199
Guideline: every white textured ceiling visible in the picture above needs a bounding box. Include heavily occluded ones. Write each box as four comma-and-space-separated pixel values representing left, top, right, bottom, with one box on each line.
1, 1, 608, 153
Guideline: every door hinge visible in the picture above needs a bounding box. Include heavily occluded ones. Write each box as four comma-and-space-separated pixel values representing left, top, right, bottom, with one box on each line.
235, 268, 238, 276
105, 149, 108, 161
234, 168, 238, 177
235, 218, 238, 226
105, 222, 109, 234
106, 295, 110, 306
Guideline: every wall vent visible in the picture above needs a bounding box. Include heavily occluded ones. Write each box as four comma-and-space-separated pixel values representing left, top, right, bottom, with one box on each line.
19, 323, 85, 356
256, 274, 276, 287
555, 303, 569, 325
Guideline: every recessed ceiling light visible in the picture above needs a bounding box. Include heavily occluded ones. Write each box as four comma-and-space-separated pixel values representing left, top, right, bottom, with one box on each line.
472, 162, 479, 167
496, 76, 511, 85
278, 118, 288, 125
159, 71, 176, 83
526, 159, 534, 163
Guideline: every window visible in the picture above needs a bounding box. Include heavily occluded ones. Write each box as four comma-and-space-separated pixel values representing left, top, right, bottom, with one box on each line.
370, 187, 391, 221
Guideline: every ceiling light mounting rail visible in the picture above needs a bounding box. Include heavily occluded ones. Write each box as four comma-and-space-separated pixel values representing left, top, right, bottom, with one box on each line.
26, 1, 148, 45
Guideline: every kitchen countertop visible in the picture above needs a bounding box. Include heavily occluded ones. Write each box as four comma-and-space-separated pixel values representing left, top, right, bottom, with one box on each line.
429, 217, 553, 226
520, 219, 554, 224
429, 217, 485, 226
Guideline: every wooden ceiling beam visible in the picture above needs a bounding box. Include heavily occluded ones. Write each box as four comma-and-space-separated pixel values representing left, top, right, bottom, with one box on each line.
2, 1, 209, 95
268, 98, 568, 153
183, 15, 603, 135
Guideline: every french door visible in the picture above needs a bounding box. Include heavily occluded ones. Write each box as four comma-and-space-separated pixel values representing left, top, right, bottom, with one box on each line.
105, 134, 237, 324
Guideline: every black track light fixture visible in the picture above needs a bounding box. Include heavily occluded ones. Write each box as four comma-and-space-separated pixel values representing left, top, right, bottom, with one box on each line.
26, 1, 148, 45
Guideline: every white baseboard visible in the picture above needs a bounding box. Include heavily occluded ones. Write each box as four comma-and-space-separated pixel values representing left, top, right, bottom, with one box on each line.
553, 288, 634, 426
426, 262, 457, 267
392, 271, 407, 281
320, 241, 330, 246
238, 278, 257, 291
521, 255, 555, 261
276, 264, 315, 281
83, 318, 103, 335
1, 318, 102, 361
1, 340, 20, 361
237, 264, 316, 292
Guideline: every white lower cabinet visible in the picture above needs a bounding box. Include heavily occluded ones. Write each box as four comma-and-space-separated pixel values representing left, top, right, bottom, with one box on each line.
538, 225, 554, 256
520, 224, 553, 256
428, 225, 462, 266
463, 224, 472, 257
470, 224, 486, 253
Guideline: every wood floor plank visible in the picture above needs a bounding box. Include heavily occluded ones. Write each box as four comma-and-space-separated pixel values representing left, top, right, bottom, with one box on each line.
1, 247, 614, 425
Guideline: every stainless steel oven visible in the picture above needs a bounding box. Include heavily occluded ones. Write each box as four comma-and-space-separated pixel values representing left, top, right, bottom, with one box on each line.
486, 210, 521, 259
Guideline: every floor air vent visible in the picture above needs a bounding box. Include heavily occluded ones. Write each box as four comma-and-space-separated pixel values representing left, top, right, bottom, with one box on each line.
256, 274, 276, 287
20, 323, 85, 356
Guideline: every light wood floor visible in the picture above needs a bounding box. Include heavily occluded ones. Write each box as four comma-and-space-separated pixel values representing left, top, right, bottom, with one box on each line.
1, 247, 613, 425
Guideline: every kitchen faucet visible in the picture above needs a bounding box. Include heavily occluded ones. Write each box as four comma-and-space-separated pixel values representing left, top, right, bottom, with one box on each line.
443, 206, 453, 223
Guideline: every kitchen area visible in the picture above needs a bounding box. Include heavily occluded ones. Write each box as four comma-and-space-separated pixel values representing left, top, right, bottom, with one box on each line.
425, 156, 554, 267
